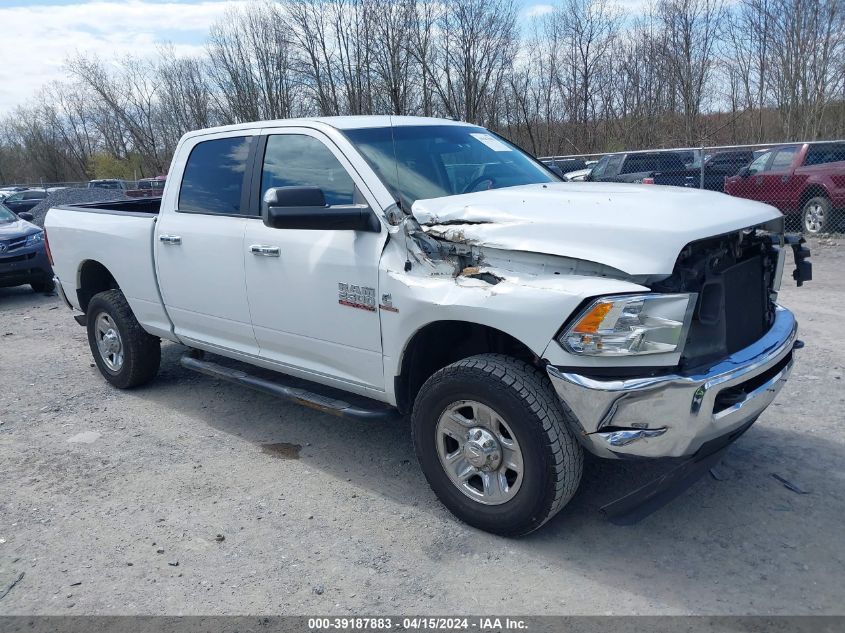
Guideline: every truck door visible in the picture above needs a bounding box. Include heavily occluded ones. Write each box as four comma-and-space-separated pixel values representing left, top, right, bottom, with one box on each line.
732, 151, 773, 203
757, 145, 800, 212
155, 132, 260, 354
243, 129, 386, 391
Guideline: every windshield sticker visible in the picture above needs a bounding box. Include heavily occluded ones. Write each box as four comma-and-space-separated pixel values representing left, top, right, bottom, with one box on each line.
470, 133, 512, 152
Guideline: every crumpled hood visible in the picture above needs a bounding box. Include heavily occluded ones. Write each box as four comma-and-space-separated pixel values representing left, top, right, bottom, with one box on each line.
411, 182, 781, 276
0, 217, 39, 238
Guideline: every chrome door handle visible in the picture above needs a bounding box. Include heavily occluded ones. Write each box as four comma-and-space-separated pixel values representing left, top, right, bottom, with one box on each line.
250, 245, 280, 257
159, 235, 182, 245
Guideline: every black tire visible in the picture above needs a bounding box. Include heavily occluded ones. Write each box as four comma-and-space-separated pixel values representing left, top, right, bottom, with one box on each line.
86, 289, 160, 389
802, 196, 831, 234
412, 354, 583, 536
30, 278, 54, 293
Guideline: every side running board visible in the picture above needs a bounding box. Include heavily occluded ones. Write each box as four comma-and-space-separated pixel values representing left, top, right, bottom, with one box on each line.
180, 353, 401, 423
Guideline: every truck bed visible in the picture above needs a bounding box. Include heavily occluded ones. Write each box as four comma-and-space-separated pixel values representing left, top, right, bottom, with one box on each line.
45, 198, 172, 338
55, 197, 162, 216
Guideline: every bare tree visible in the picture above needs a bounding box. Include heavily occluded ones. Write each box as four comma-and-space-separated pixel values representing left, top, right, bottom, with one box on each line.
657, 0, 727, 144
288, 0, 342, 115
207, 2, 300, 123
544, 0, 619, 150
157, 46, 216, 142
724, 0, 774, 141
67, 54, 167, 174
767, 0, 845, 139
7, 0, 845, 187
422, 0, 518, 124
369, 0, 415, 114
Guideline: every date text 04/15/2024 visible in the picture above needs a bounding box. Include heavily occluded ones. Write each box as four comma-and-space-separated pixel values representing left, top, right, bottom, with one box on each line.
307, 617, 528, 631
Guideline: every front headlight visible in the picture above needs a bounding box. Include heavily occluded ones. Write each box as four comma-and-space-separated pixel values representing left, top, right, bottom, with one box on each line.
559, 293, 697, 357
25, 231, 44, 247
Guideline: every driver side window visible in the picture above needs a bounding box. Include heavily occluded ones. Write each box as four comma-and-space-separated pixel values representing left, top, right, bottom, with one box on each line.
747, 152, 771, 175
769, 146, 798, 171
589, 156, 609, 179
261, 134, 355, 206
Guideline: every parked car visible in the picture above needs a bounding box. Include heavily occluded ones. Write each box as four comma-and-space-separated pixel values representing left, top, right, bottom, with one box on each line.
588, 149, 751, 191
88, 179, 130, 190
0, 187, 28, 196
562, 167, 591, 181
702, 149, 754, 176
725, 142, 845, 233
586, 150, 704, 185
543, 158, 587, 175
644, 149, 755, 190
125, 176, 167, 198
45, 116, 808, 536
0, 204, 53, 293
675, 149, 700, 166
2, 189, 47, 214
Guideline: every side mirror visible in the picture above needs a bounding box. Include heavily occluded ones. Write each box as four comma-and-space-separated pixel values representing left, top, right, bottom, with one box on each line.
263, 186, 380, 232
265, 185, 326, 208
737, 166, 751, 178
18, 212, 34, 221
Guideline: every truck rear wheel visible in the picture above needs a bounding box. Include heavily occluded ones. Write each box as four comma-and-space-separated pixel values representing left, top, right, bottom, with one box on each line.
86, 289, 160, 389
802, 196, 831, 234
411, 354, 583, 536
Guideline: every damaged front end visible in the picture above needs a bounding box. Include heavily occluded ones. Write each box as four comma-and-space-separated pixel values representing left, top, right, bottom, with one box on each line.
545, 222, 808, 522
384, 191, 809, 524
384, 201, 629, 285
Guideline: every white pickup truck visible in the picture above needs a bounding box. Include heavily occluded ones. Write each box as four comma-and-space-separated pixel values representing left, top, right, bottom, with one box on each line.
45, 116, 810, 535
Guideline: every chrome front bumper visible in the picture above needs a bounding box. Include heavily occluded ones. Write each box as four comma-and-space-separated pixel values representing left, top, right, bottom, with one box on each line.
547, 306, 799, 459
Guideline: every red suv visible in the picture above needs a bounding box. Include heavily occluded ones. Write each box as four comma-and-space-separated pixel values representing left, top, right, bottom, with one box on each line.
724, 142, 845, 233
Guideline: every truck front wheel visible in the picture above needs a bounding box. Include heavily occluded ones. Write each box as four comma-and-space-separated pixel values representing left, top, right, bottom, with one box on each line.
86, 289, 160, 389
412, 354, 583, 536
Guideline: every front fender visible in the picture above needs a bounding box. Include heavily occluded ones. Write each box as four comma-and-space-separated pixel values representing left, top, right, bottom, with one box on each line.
379, 266, 648, 382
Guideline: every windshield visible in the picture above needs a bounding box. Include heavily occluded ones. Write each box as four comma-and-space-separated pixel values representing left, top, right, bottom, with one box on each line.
343, 125, 558, 208
0, 203, 17, 223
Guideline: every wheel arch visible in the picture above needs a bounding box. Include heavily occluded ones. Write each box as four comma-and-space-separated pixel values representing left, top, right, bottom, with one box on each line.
394, 320, 539, 415
800, 183, 831, 208
76, 259, 119, 313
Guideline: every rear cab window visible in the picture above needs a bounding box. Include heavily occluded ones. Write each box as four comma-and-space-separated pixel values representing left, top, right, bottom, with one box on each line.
178, 136, 255, 216
804, 143, 845, 167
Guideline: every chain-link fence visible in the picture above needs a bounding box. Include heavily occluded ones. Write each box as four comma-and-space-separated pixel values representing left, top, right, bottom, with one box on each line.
0, 181, 89, 191
541, 140, 845, 236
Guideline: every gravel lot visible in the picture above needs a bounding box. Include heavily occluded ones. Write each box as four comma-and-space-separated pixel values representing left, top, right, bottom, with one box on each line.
1, 238, 843, 616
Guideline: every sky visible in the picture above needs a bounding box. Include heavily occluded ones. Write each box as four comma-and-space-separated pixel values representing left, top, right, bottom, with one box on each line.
0, 0, 577, 116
